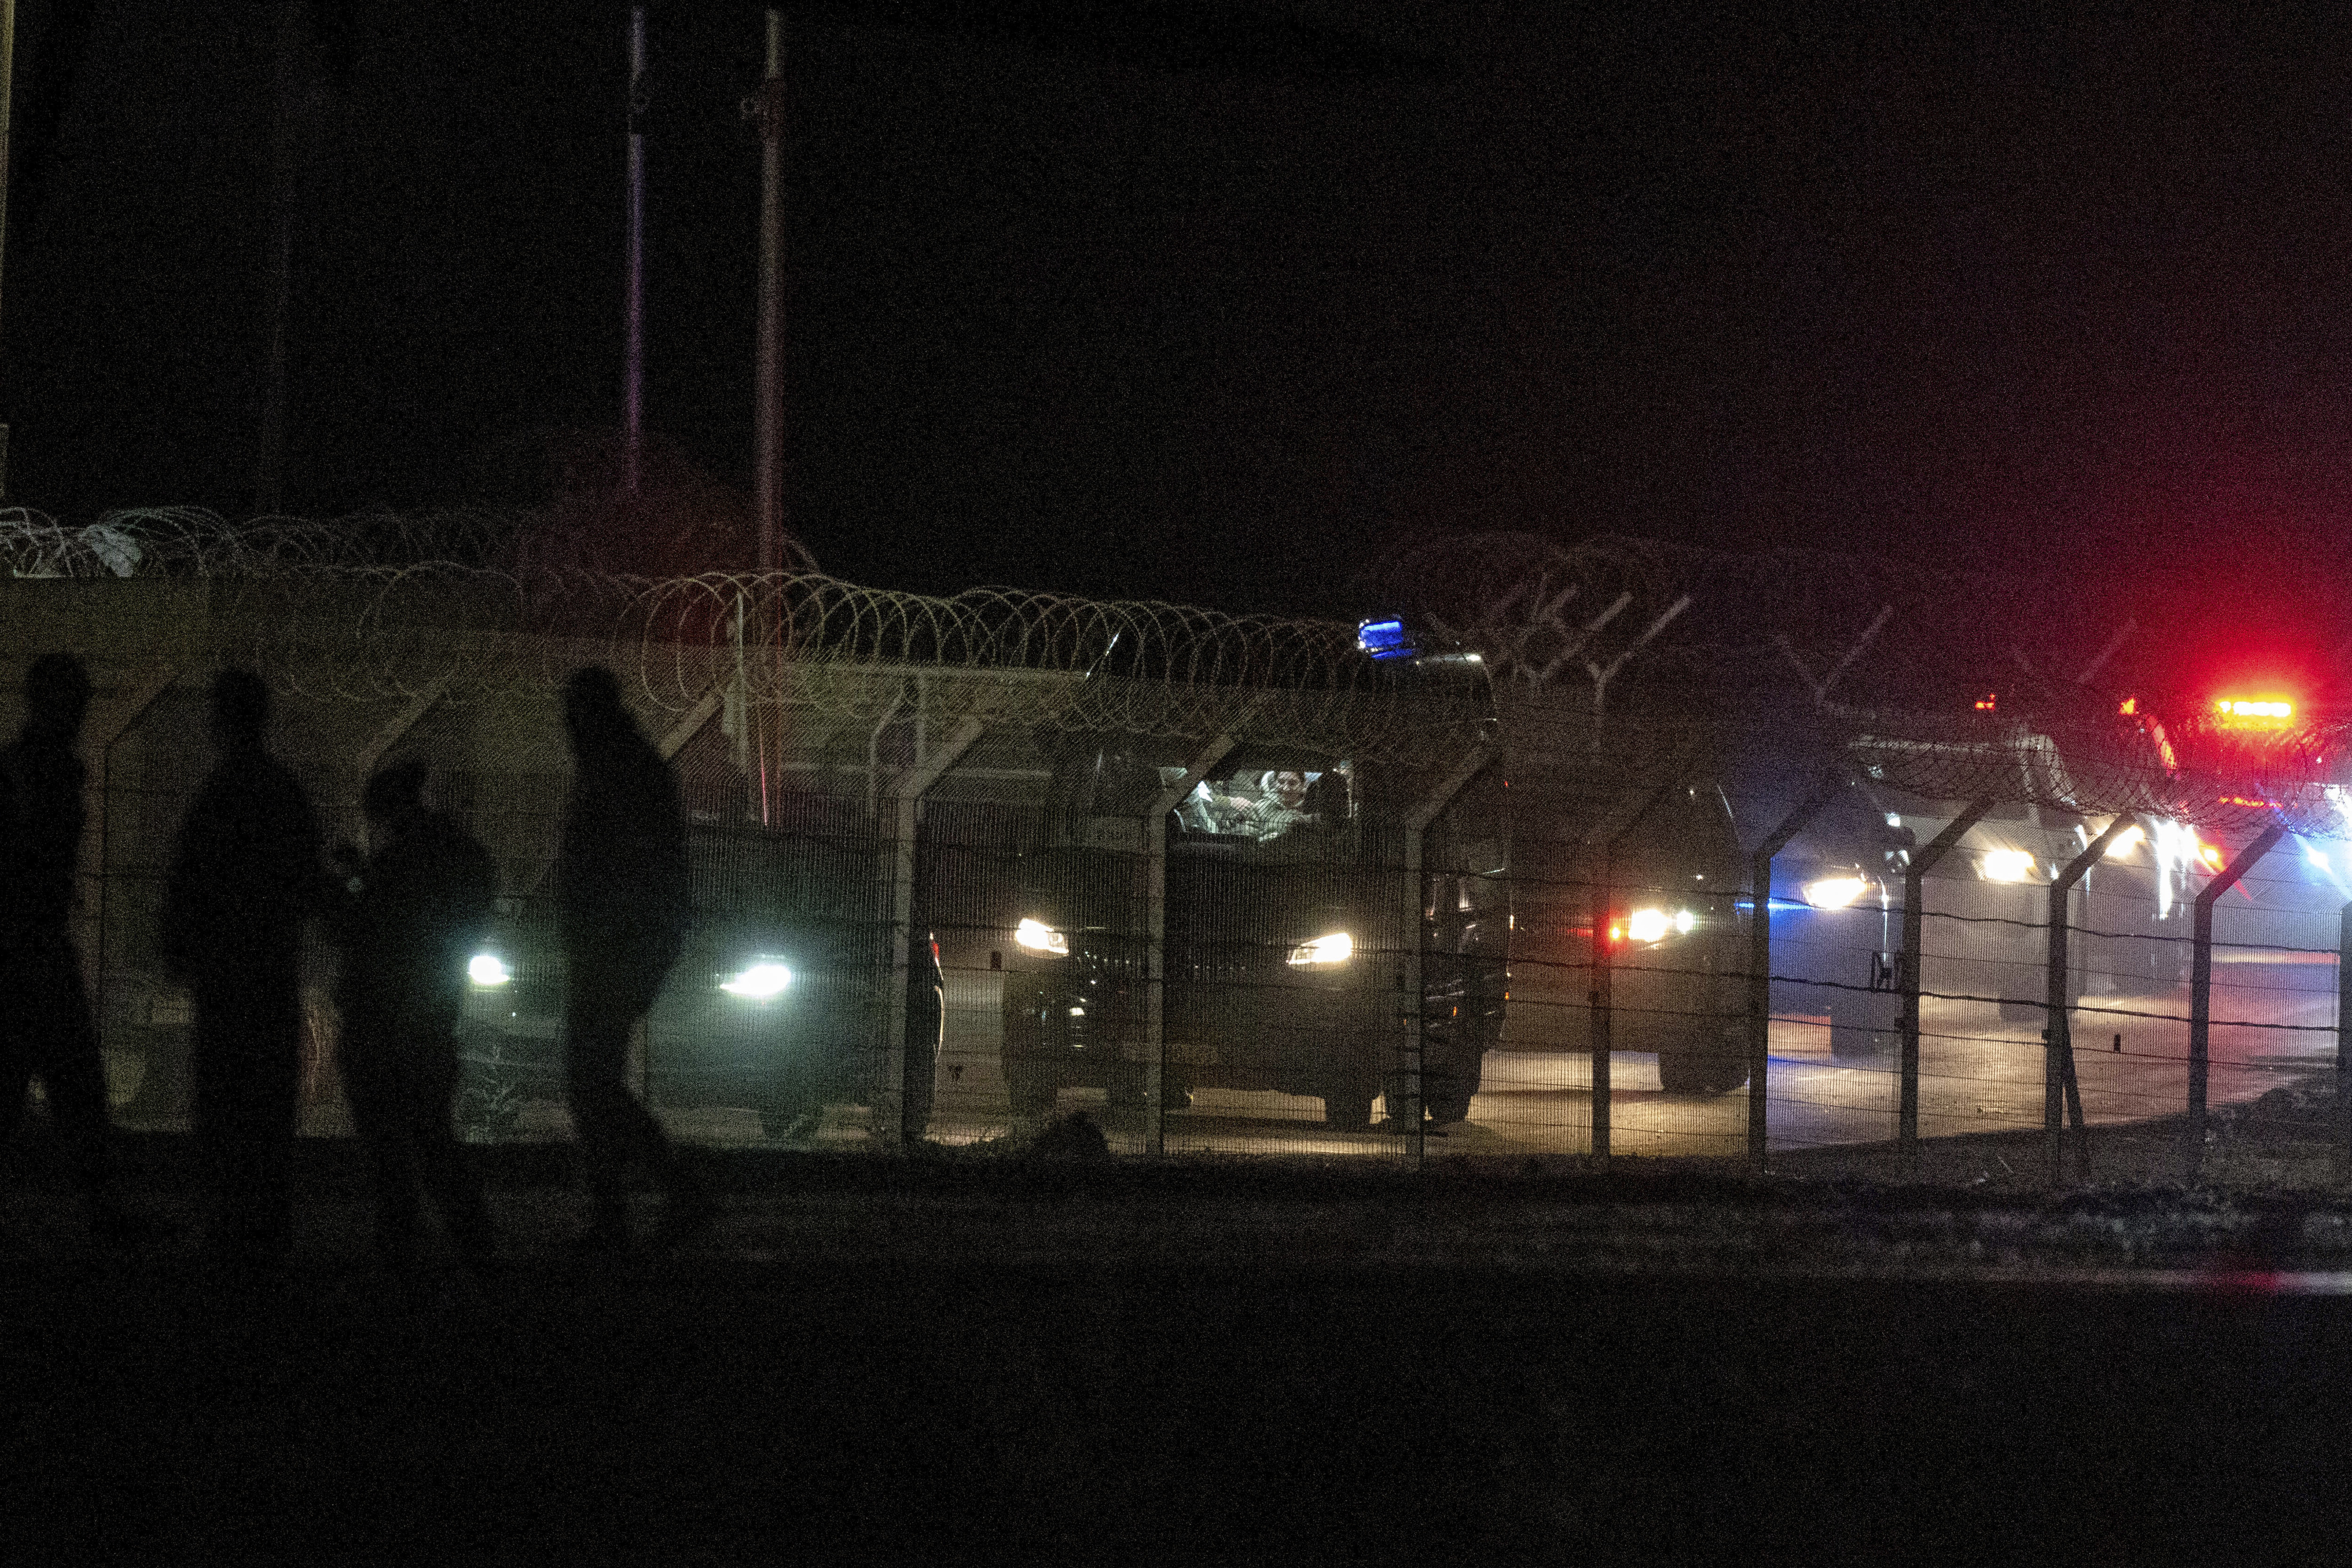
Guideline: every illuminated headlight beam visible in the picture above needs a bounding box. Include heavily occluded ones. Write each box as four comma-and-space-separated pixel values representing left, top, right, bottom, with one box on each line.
1014, 918, 1069, 957
1800, 876, 1869, 909
1979, 849, 2038, 883
722, 960, 792, 999
468, 953, 511, 987
1287, 931, 1355, 968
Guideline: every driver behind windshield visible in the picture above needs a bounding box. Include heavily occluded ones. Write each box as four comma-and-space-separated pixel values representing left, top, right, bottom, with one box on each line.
1193, 769, 1313, 839
1248, 769, 1313, 840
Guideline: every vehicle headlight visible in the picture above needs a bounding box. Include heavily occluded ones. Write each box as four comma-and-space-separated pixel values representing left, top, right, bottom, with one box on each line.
1624, 908, 1670, 943
721, 959, 792, 999
1979, 849, 2038, 883
1014, 918, 1068, 957
1286, 931, 1354, 967
1801, 876, 1869, 909
468, 954, 511, 987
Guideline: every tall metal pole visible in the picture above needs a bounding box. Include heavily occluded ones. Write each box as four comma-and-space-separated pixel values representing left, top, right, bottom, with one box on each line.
1898, 799, 1994, 1170
0, 0, 16, 497
624, 5, 646, 495
254, 0, 316, 516
2185, 825, 2282, 1182
753, 9, 784, 570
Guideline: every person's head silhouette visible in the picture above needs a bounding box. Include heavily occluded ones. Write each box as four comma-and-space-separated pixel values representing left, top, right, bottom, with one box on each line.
362, 758, 431, 826
24, 652, 93, 744
562, 665, 634, 755
210, 668, 271, 750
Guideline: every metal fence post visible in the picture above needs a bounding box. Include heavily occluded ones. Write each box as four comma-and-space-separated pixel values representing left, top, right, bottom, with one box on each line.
1899, 800, 1993, 1172
1142, 737, 1236, 1157
1591, 856, 1612, 1166
1404, 747, 1498, 1172
2185, 825, 2282, 1182
1589, 772, 1699, 1166
644, 684, 726, 1104
1749, 785, 1837, 1173
2045, 814, 2139, 1184
882, 715, 981, 1150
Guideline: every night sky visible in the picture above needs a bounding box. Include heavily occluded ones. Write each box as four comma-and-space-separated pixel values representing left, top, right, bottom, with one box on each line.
8, 3, 2352, 693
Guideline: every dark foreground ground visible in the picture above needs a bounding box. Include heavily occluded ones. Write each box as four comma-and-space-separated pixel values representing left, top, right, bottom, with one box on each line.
13, 1126, 2352, 1562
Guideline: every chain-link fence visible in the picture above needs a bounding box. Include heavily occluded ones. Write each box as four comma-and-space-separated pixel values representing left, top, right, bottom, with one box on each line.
8, 510, 2351, 1183
2, 572, 1500, 1166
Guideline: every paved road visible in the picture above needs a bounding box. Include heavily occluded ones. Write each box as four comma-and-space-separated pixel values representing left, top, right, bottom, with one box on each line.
909, 957, 2339, 1163
93, 954, 2336, 1167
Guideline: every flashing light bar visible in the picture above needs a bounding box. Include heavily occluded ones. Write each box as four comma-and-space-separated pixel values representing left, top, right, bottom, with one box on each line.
1355, 617, 1418, 661
2215, 697, 2295, 729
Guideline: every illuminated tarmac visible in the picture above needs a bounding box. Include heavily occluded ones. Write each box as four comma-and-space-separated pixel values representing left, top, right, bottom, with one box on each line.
175, 953, 2334, 1166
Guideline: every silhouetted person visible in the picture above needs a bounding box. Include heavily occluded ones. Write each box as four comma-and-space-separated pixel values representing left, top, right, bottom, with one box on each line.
161, 669, 325, 1265
558, 665, 711, 1251
0, 653, 171, 1243
328, 760, 497, 1267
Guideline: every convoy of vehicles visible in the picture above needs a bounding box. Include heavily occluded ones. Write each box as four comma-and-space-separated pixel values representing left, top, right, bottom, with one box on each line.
77, 632, 2347, 1140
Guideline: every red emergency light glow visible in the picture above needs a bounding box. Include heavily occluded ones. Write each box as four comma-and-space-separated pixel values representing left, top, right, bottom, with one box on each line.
1974, 693, 1997, 712
2118, 697, 2137, 716
2215, 697, 2295, 729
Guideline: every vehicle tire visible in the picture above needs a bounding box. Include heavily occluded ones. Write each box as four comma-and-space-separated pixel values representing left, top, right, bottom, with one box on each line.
1828, 992, 1891, 1060
1105, 1064, 1192, 1113
1423, 1079, 1478, 1126
1657, 1038, 1748, 1095
1700, 1043, 1751, 1094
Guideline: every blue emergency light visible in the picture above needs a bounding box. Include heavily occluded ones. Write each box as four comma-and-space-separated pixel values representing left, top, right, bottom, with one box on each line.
1355, 617, 1417, 661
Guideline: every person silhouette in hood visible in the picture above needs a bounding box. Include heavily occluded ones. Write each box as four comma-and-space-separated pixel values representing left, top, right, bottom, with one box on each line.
161, 669, 326, 1266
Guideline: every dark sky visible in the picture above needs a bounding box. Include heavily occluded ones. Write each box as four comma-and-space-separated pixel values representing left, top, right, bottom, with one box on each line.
8, 2, 2352, 691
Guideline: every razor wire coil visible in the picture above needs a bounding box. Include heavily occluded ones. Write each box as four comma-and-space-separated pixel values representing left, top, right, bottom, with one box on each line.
12, 506, 2352, 830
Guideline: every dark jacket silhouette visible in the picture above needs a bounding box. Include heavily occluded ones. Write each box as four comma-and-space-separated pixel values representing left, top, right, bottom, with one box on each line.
557, 685, 691, 977
555, 665, 708, 1250
0, 652, 160, 1240
161, 670, 325, 1263
330, 760, 497, 1262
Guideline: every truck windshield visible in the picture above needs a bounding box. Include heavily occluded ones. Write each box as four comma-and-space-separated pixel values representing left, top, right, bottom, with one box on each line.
1167, 760, 1357, 863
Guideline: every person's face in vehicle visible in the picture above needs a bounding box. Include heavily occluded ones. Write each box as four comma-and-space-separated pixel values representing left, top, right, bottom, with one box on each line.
1269, 772, 1308, 809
